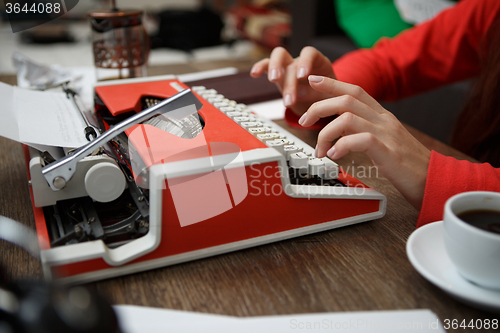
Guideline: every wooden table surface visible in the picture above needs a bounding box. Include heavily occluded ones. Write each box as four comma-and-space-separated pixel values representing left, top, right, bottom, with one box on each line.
1, 60, 498, 332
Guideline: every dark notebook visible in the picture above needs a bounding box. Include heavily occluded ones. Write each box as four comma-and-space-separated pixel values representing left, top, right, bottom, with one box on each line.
186, 71, 282, 105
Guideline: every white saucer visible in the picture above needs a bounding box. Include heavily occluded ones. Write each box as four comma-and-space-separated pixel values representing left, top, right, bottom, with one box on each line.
407, 221, 500, 313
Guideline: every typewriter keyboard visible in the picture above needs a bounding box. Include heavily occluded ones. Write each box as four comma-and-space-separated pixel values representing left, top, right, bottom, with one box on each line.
191, 86, 342, 187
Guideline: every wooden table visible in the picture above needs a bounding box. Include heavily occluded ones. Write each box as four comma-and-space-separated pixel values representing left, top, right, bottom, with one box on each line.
1, 60, 498, 332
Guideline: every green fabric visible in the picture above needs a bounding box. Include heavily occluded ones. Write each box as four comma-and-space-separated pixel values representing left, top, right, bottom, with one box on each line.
334, 0, 413, 48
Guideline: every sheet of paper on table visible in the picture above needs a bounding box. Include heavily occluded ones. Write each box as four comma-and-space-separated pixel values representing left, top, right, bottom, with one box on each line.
113, 305, 446, 333
247, 98, 286, 120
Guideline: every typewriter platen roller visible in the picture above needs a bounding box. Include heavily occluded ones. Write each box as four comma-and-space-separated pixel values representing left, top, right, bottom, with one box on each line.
27, 75, 386, 284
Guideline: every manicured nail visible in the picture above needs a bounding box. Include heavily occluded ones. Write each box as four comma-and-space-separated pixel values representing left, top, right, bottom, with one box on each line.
284, 94, 292, 107
308, 75, 323, 83
327, 146, 336, 159
270, 69, 279, 81
297, 67, 306, 79
298, 112, 307, 126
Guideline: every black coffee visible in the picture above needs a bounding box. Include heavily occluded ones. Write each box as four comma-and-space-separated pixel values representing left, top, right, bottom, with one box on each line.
457, 209, 500, 235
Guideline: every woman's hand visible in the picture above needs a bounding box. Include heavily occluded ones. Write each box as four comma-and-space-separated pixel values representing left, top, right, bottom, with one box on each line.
250, 46, 335, 116
300, 75, 431, 210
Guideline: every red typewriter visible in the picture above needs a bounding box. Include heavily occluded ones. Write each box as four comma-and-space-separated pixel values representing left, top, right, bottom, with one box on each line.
26, 75, 386, 284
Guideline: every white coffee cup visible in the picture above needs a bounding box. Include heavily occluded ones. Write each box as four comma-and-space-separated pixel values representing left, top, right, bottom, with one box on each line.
443, 191, 500, 290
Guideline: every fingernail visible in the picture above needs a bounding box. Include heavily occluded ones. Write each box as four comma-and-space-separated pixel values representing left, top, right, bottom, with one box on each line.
284, 94, 292, 107
250, 66, 258, 75
327, 146, 336, 159
297, 67, 306, 79
298, 112, 307, 126
308, 75, 323, 83
314, 145, 319, 158
270, 69, 279, 81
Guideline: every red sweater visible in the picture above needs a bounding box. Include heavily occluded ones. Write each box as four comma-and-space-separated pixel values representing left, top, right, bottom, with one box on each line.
286, 0, 500, 227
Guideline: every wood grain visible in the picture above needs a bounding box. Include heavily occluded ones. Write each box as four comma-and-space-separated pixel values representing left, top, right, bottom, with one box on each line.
1, 63, 498, 332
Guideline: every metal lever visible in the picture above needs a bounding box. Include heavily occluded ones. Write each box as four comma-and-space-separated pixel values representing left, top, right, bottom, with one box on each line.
42, 89, 203, 191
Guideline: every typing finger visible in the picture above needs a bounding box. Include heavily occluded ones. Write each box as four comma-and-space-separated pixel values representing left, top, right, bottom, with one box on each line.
315, 112, 376, 158
296, 46, 335, 79
299, 94, 379, 127
308, 76, 384, 112
326, 132, 389, 163
282, 62, 298, 107
250, 58, 270, 78
268, 47, 294, 82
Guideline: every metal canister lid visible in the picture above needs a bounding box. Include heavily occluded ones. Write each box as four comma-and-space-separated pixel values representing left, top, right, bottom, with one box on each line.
89, 9, 143, 33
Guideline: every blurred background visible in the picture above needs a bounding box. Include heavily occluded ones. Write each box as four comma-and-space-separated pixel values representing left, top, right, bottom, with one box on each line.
0, 0, 468, 145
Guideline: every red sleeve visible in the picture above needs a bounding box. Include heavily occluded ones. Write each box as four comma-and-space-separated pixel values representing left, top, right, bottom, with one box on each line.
417, 151, 500, 228
333, 0, 500, 101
